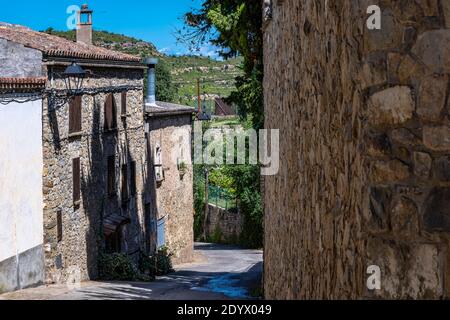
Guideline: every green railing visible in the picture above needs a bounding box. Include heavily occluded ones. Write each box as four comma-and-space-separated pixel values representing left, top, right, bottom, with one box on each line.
208, 185, 237, 211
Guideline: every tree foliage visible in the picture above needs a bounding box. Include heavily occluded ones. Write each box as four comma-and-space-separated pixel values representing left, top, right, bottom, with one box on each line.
155, 60, 178, 103
182, 0, 263, 129
185, 1, 264, 248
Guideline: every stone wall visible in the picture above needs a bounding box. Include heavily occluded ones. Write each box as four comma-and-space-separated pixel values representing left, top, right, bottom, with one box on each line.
146, 114, 194, 265
263, 0, 450, 299
42, 66, 147, 284
205, 204, 243, 244
0, 38, 43, 77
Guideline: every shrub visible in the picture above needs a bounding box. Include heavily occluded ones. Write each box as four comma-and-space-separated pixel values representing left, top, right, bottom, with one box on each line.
139, 247, 174, 277
98, 253, 138, 281
208, 225, 223, 243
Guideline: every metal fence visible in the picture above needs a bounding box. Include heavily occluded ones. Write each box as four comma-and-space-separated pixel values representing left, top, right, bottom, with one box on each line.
208, 185, 237, 211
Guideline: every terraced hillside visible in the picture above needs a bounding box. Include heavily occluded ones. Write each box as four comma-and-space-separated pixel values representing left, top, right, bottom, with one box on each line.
43, 28, 243, 107
165, 55, 243, 107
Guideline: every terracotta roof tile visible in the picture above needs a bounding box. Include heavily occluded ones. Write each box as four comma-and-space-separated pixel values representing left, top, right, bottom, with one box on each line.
0, 23, 141, 63
0, 77, 47, 92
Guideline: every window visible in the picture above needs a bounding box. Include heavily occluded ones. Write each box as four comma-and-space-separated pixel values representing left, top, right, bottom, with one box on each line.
57, 209, 63, 242
121, 163, 129, 202
121, 91, 127, 115
69, 96, 82, 134
72, 158, 81, 204
104, 93, 117, 131
107, 155, 116, 196
130, 161, 136, 197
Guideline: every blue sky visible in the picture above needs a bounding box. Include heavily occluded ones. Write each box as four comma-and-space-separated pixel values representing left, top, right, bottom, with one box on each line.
0, 0, 219, 58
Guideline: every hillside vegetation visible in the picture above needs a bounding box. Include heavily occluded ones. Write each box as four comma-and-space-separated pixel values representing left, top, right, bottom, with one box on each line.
43, 28, 242, 106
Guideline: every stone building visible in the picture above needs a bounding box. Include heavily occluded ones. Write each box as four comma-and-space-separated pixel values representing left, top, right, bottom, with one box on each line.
145, 102, 195, 264
0, 5, 194, 292
263, 0, 450, 299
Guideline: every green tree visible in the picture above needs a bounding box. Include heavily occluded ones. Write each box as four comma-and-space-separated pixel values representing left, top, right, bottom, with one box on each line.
184, 1, 264, 248
182, 0, 263, 129
144, 60, 178, 103
155, 60, 178, 103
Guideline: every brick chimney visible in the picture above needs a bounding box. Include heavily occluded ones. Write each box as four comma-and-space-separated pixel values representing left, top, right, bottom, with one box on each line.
76, 4, 93, 45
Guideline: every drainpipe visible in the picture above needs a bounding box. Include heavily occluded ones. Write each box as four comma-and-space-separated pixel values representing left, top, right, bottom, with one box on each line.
144, 57, 158, 107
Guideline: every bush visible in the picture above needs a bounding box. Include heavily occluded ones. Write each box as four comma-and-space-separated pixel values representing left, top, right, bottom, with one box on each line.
98, 253, 138, 281
139, 247, 174, 277
208, 225, 223, 243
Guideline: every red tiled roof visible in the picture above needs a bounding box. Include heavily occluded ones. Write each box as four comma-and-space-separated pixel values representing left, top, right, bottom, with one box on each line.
0, 77, 47, 91
0, 24, 141, 63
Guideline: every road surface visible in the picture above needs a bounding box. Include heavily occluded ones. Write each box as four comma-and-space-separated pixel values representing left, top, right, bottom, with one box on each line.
0, 243, 263, 300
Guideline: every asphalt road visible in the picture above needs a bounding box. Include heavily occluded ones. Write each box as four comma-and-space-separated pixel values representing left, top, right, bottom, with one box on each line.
0, 243, 263, 300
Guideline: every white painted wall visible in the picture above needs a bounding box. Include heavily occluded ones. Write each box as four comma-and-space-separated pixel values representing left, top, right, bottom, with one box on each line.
0, 99, 43, 262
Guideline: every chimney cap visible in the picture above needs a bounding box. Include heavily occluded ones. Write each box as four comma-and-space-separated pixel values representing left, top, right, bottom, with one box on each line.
80, 4, 93, 13
143, 57, 158, 66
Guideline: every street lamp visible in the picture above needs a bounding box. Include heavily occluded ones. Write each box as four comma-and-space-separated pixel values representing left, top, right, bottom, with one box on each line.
62, 61, 86, 95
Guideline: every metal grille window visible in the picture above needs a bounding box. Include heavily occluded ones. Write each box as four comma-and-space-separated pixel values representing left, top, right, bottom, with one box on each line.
104, 93, 117, 131
107, 155, 116, 196
72, 158, 81, 204
69, 96, 82, 134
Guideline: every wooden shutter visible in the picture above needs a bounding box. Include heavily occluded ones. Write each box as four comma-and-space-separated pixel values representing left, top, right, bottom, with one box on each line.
69, 96, 82, 134
121, 91, 127, 115
73, 158, 81, 203
57, 209, 63, 242
107, 155, 116, 195
104, 94, 117, 130
130, 161, 136, 196
121, 163, 129, 201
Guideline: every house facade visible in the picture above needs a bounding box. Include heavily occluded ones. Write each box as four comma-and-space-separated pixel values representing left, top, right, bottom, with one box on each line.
0, 5, 194, 292
145, 103, 195, 264
0, 78, 46, 293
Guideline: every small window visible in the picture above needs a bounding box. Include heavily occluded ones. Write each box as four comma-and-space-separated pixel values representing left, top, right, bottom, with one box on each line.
72, 158, 81, 204
107, 155, 116, 196
130, 161, 136, 197
121, 91, 127, 115
121, 163, 129, 202
104, 93, 117, 131
57, 209, 63, 242
69, 96, 82, 134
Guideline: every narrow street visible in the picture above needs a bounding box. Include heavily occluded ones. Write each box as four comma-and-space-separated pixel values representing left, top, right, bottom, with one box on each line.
0, 243, 263, 300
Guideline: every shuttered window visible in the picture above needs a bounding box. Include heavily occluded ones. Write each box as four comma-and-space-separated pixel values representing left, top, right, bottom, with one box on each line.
69, 96, 82, 134
121, 91, 127, 115
104, 94, 117, 131
73, 158, 81, 203
130, 161, 136, 197
121, 163, 129, 201
107, 155, 116, 196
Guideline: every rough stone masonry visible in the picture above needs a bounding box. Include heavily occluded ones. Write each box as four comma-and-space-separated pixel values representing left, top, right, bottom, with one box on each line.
263, 0, 450, 299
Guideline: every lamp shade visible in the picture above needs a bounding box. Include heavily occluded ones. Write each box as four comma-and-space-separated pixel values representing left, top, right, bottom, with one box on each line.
63, 62, 86, 95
